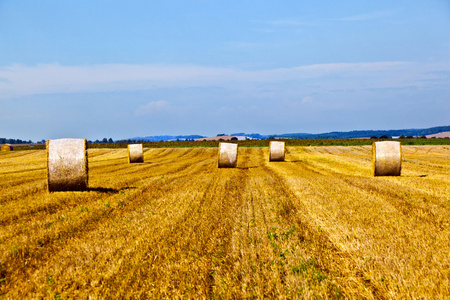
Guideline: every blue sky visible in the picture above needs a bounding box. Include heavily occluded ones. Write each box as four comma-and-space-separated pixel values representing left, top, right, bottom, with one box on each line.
1, 0, 449, 141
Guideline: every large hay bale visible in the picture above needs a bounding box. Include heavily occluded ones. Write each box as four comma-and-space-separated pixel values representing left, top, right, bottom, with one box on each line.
1, 144, 13, 151
372, 141, 402, 176
128, 144, 144, 163
218, 142, 238, 168
47, 138, 88, 192
269, 141, 285, 161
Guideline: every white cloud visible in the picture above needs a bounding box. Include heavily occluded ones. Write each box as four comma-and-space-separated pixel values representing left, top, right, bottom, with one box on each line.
0, 61, 449, 100
223, 41, 258, 49
301, 96, 313, 104
135, 100, 169, 116
335, 10, 395, 22
266, 19, 314, 26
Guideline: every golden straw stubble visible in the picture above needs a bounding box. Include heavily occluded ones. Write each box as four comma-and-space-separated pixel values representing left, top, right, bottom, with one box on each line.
372, 141, 402, 176
218, 142, 238, 168
269, 141, 285, 161
128, 144, 144, 163
47, 138, 88, 192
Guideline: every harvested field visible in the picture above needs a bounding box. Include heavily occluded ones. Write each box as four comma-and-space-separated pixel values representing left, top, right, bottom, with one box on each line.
0, 146, 449, 299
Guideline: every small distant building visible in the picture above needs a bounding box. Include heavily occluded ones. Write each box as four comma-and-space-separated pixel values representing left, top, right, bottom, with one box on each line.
234, 136, 252, 141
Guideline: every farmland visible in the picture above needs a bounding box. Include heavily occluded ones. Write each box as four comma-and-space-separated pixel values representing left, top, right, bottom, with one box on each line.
0, 146, 449, 299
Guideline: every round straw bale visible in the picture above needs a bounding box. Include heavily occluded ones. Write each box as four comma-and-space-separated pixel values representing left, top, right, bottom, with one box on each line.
1, 144, 13, 151
269, 141, 285, 161
372, 141, 402, 176
128, 144, 144, 163
47, 138, 88, 192
218, 142, 238, 168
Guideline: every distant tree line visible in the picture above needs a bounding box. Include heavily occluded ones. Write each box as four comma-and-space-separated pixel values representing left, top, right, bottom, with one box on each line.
87, 138, 115, 144
0, 138, 33, 144
113, 139, 148, 144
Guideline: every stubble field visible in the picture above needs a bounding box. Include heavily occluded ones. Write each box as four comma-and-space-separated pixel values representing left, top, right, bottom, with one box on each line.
0, 145, 449, 299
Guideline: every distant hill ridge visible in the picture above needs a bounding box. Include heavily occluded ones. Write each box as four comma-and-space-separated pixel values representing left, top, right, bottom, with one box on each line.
276, 125, 450, 139
129, 125, 449, 142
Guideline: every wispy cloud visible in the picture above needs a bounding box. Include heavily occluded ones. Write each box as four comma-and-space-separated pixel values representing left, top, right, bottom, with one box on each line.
223, 41, 258, 49
301, 96, 313, 104
135, 100, 169, 116
266, 19, 315, 27
335, 10, 395, 21
0, 61, 449, 99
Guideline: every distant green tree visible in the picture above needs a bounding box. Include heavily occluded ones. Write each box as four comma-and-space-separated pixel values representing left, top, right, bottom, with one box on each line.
370, 136, 377, 139
231, 137, 238, 140
108, 138, 113, 143
399, 135, 405, 139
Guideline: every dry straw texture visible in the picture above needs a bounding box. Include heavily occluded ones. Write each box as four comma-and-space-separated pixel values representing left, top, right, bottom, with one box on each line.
1, 144, 13, 151
47, 138, 88, 192
1, 146, 449, 298
269, 141, 285, 161
218, 142, 238, 168
128, 144, 144, 163
372, 141, 402, 176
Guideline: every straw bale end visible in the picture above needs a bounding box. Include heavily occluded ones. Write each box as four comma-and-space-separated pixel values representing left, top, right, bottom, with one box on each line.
372, 141, 402, 176
1, 144, 13, 151
218, 142, 238, 168
269, 141, 285, 161
128, 144, 144, 163
47, 138, 88, 192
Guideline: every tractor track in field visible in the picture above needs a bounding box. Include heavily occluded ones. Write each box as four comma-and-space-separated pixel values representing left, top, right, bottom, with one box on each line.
0, 151, 43, 160
293, 158, 448, 230
65, 149, 250, 298
0, 167, 46, 175
1, 146, 449, 298
87, 148, 184, 174
1, 150, 219, 292
260, 152, 387, 300
0, 178, 46, 204
1, 149, 214, 227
